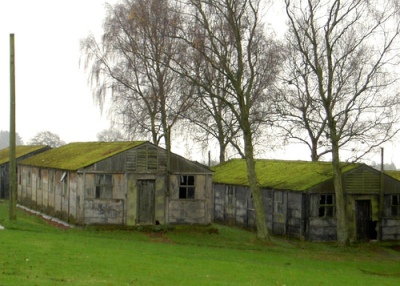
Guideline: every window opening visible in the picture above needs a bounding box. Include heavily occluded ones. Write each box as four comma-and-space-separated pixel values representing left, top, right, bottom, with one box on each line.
179, 175, 195, 199
392, 195, 400, 217
95, 174, 113, 199
319, 194, 334, 217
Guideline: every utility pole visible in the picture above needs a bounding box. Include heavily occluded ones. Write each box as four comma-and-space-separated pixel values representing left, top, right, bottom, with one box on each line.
379, 147, 384, 240
9, 33, 17, 221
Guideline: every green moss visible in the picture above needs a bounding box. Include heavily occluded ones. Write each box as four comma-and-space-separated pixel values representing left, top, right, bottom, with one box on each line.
385, 170, 400, 180
0, 145, 48, 165
211, 159, 360, 191
19, 141, 146, 171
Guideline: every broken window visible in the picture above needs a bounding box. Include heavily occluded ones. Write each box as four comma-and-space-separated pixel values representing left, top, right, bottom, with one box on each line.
179, 175, 195, 199
392, 195, 400, 217
95, 174, 113, 199
319, 194, 334, 218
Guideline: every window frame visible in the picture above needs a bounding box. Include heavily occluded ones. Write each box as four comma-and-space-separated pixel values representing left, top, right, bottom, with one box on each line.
179, 175, 195, 199
227, 186, 235, 205
318, 194, 335, 218
391, 195, 400, 217
95, 174, 113, 199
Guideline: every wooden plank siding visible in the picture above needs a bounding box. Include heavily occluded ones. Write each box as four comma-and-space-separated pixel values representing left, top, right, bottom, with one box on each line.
17, 142, 213, 227
212, 160, 400, 241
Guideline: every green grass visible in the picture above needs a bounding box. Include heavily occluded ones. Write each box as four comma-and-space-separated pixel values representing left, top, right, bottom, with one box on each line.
1, 200, 400, 285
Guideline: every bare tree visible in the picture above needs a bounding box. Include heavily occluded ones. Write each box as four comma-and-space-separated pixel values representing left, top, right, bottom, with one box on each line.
174, 0, 281, 239
81, 0, 188, 154
181, 68, 242, 163
272, 44, 330, 161
97, 128, 126, 142
285, 0, 400, 244
29, 131, 65, 148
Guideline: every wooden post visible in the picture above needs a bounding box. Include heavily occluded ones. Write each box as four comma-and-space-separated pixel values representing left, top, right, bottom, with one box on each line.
380, 147, 384, 240
9, 33, 17, 221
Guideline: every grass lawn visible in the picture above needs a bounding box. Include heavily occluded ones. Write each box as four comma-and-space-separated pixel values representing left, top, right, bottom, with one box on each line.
1, 200, 400, 285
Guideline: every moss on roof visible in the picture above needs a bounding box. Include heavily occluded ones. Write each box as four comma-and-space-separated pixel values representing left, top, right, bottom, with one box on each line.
385, 170, 400, 181
0, 145, 49, 165
20, 141, 146, 171
211, 159, 360, 191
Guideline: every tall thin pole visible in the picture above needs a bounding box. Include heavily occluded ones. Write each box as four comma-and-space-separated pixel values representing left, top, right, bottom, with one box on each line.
9, 33, 17, 221
380, 147, 384, 240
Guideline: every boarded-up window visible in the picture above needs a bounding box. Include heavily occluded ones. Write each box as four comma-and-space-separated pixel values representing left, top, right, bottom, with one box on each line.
135, 145, 159, 171
319, 194, 334, 217
392, 195, 400, 217
179, 175, 195, 199
95, 174, 113, 199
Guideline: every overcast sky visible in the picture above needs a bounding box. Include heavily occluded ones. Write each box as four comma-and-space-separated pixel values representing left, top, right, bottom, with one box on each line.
0, 0, 397, 166
0, 0, 119, 144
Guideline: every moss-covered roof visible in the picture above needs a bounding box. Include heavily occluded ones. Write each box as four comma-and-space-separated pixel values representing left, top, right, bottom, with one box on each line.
211, 159, 361, 191
0, 145, 49, 165
20, 141, 146, 171
385, 170, 400, 181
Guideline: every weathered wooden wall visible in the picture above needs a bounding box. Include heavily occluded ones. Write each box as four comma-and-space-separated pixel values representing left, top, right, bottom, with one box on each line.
17, 143, 213, 226
382, 194, 400, 240
213, 184, 305, 238
168, 174, 212, 224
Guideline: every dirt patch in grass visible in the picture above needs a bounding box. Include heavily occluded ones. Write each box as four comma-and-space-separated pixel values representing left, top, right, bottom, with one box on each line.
145, 231, 174, 243
391, 245, 400, 252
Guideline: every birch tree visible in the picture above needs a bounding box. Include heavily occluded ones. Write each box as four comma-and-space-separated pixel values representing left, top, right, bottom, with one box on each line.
175, 0, 281, 239
285, 0, 400, 244
81, 0, 188, 153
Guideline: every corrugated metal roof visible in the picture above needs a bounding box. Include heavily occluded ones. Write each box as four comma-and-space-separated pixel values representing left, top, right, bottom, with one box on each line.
211, 159, 361, 191
0, 145, 49, 165
19, 141, 146, 171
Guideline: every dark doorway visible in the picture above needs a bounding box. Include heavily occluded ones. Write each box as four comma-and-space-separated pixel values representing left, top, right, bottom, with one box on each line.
356, 200, 377, 241
137, 180, 155, 225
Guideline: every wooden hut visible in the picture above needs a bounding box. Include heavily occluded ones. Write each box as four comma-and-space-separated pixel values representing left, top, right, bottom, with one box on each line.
212, 159, 400, 241
0, 145, 51, 199
18, 141, 213, 226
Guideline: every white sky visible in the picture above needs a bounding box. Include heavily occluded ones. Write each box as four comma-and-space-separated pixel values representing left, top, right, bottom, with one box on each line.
0, 0, 397, 166
0, 0, 117, 144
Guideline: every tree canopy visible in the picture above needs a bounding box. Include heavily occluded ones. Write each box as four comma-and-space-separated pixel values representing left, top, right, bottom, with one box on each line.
28, 131, 65, 148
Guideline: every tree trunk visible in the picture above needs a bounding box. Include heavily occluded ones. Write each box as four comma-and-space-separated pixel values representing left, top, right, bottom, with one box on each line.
243, 125, 270, 240
310, 138, 319, 162
218, 140, 226, 163
331, 138, 348, 245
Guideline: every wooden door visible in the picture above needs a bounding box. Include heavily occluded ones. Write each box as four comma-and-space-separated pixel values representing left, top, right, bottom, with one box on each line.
137, 180, 155, 225
356, 200, 372, 241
